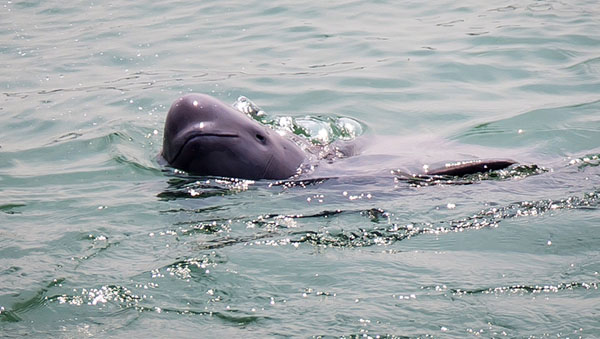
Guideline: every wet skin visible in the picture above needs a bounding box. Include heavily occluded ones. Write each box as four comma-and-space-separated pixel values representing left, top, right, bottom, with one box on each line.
161, 93, 515, 180
162, 93, 305, 180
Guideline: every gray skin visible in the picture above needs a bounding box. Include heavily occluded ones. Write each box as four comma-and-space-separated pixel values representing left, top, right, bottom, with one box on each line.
162, 93, 306, 180
161, 93, 515, 180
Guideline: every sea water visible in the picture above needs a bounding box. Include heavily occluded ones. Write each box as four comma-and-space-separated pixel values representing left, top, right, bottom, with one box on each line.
1, 0, 599, 337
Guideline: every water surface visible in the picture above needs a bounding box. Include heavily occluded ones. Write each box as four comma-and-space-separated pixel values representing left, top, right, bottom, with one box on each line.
1, 0, 599, 337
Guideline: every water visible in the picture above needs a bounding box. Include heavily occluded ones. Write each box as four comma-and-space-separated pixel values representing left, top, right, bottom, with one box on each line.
1, 0, 599, 337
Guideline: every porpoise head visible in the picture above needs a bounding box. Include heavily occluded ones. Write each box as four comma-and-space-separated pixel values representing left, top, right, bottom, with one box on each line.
162, 93, 306, 180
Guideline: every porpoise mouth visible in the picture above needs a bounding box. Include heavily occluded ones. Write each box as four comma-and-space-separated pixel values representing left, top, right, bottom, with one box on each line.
169, 132, 239, 164
186, 133, 239, 139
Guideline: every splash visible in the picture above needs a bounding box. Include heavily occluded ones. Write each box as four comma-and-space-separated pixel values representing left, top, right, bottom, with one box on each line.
232, 96, 364, 145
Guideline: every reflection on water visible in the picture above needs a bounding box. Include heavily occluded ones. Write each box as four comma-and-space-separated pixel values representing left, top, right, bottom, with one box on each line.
1, 0, 600, 337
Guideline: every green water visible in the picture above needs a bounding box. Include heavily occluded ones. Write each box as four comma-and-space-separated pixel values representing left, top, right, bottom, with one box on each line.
1, 0, 600, 337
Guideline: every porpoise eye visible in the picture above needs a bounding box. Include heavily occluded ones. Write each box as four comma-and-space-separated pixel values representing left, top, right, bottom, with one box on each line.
256, 133, 266, 143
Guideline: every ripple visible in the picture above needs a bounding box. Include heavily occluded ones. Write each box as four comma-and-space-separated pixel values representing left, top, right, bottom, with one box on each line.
49, 284, 143, 309
158, 187, 600, 250
456, 99, 600, 152
448, 281, 599, 296
566, 153, 600, 169
51, 132, 83, 143
565, 55, 600, 75
276, 189, 599, 248
157, 177, 256, 200
0, 278, 64, 323
0, 203, 26, 215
